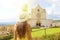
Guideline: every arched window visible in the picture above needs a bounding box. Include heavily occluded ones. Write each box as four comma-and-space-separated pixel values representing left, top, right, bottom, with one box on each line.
50, 24, 52, 27
39, 23, 41, 26
36, 23, 38, 26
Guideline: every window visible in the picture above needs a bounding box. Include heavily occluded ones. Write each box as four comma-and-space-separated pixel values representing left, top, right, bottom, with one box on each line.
39, 23, 41, 26
37, 9, 39, 12
36, 23, 38, 26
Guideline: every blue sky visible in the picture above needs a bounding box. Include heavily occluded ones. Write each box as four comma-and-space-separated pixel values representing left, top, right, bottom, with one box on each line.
0, 0, 60, 22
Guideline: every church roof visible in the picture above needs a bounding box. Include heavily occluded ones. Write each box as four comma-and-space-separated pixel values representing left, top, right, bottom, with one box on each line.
35, 5, 42, 9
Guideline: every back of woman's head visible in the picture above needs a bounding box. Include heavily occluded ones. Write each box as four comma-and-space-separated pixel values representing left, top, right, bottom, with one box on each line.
16, 21, 27, 38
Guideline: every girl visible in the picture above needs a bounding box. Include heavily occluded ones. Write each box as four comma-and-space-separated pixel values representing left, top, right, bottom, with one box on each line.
14, 12, 32, 40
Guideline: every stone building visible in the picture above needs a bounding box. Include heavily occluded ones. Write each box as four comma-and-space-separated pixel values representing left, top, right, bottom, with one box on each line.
41, 19, 53, 28
28, 5, 46, 27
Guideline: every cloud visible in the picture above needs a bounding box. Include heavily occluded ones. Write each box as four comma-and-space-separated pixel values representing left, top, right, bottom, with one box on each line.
44, 0, 60, 20
0, 0, 60, 22
45, 4, 55, 16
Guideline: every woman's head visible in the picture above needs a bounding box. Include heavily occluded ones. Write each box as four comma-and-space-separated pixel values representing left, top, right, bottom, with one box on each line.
16, 11, 31, 38
16, 21, 27, 38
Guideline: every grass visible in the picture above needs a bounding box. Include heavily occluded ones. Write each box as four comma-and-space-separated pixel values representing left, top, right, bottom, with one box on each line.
10, 28, 60, 40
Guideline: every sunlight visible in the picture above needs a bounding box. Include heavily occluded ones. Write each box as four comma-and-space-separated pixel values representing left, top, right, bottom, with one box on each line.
22, 4, 28, 12
0, 0, 29, 22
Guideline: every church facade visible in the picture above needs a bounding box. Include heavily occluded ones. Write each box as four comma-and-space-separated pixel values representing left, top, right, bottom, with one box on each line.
28, 5, 46, 27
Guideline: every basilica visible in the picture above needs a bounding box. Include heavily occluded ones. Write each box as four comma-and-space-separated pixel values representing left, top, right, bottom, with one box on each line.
28, 5, 47, 27
28, 5, 60, 28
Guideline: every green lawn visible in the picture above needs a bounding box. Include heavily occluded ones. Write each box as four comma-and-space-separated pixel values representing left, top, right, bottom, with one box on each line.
10, 28, 60, 40
32, 28, 60, 37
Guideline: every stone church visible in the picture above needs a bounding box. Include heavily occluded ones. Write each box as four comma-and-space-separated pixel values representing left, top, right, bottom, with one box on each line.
28, 5, 47, 27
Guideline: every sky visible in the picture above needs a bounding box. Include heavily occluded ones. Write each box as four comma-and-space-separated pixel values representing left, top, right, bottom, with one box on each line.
0, 0, 60, 22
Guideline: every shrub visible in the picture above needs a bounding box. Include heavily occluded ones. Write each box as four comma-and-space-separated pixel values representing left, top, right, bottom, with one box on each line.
0, 34, 13, 40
